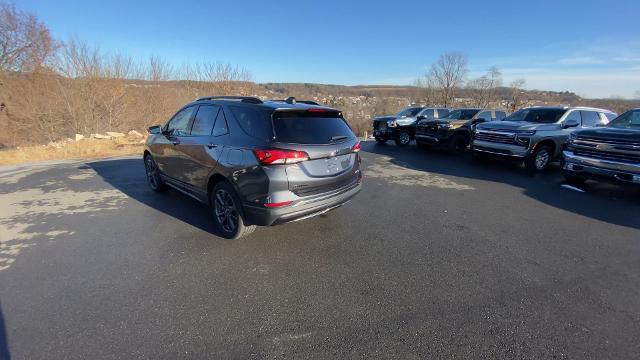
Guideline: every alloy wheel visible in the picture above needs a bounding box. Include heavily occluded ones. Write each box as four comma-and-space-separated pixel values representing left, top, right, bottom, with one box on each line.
214, 189, 239, 233
145, 157, 159, 189
535, 149, 550, 170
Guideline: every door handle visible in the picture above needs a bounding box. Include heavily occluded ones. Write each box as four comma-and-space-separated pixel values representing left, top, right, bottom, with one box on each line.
206, 143, 217, 149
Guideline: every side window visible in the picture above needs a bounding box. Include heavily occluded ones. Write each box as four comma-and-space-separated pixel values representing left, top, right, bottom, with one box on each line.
212, 108, 229, 137
477, 111, 492, 121
437, 109, 449, 118
421, 109, 435, 119
603, 112, 617, 122
564, 110, 582, 125
495, 111, 507, 120
229, 106, 273, 141
166, 106, 196, 136
580, 111, 601, 127
190, 105, 219, 136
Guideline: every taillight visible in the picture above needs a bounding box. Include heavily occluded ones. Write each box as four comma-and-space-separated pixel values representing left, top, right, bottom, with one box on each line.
253, 149, 309, 165
352, 141, 361, 153
264, 201, 293, 208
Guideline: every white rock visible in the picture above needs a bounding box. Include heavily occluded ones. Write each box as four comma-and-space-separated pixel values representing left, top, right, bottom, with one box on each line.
75, 134, 85, 141
128, 130, 143, 138
106, 131, 125, 138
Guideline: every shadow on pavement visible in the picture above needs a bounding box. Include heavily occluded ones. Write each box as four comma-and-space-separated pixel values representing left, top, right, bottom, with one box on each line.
0, 302, 10, 360
362, 141, 640, 230
88, 158, 224, 238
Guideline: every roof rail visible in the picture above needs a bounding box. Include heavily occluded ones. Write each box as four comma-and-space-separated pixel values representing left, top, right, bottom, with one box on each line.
267, 98, 320, 105
196, 96, 263, 104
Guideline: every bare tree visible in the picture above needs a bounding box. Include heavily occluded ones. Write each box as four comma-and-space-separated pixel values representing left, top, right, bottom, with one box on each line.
0, 2, 56, 72
428, 52, 468, 107
467, 66, 503, 108
508, 78, 526, 112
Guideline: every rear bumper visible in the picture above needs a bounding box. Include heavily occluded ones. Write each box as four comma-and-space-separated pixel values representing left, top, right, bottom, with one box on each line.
243, 182, 362, 226
562, 150, 640, 184
472, 140, 529, 158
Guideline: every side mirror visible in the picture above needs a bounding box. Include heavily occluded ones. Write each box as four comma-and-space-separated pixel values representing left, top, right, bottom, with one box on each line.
148, 125, 162, 135
562, 119, 580, 129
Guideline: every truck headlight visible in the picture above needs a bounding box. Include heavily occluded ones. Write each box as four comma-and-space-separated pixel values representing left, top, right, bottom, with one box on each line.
437, 123, 451, 129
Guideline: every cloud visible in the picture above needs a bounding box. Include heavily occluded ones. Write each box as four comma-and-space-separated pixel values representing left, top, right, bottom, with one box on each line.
500, 67, 640, 99
558, 57, 605, 65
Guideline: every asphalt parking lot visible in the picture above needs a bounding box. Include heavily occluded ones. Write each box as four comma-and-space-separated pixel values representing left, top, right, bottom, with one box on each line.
1, 141, 639, 359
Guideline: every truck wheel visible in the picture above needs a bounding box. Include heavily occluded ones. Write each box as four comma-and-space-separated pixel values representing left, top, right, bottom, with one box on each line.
375, 137, 387, 144
525, 145, 552, 171
394, 130, 411, 147
564, 173, 587, 185
211, 182, 256, 239
448, 133, 469, 153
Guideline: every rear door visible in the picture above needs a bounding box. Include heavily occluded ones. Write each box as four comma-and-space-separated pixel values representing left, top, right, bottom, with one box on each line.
175, 105, 227, 190
271, 111, 361, 197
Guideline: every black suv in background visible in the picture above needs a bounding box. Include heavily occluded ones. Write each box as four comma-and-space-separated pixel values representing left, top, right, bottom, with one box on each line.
563, 108, 640, 186
415, 108, 506, 152
144, 96, 362, 239
373, 107, 450, 146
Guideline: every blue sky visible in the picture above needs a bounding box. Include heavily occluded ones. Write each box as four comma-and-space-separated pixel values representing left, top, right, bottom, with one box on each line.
16, 0, 640, 98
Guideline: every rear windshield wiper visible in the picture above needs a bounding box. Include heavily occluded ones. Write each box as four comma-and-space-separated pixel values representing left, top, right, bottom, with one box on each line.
328, 135, 349, 143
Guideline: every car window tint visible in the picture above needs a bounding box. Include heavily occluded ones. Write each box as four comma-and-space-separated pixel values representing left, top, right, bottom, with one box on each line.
608, 110, 640, 128
564, 110, 582, 125
190, 105, 219, 136
437, 109, 449, 118
273, 116, 354, 144
603, 112, 617, 122
229, 106, 273, 141
477, 111, 492, 120
166, 106, 196, 136
420, 109, 435, 119
212, 108, 229, 136
580, 111, 600, 127
495, 111, 506, 120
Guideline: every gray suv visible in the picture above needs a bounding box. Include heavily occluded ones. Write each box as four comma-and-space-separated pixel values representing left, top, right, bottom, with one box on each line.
473, 106, 617, 171
144, 96, 362, 239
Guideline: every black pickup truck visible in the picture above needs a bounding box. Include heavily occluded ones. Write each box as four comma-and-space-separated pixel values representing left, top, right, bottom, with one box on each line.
563, 108, 640, 186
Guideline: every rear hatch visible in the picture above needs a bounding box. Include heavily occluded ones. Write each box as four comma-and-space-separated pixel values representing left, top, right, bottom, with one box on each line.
271, 109, 361, 197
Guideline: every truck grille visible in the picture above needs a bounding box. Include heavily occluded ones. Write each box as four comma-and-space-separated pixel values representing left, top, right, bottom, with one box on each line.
373, 121, 387, 131
416, 124, 437, 136
474, 130, 519, 146
572, 136, 640, 164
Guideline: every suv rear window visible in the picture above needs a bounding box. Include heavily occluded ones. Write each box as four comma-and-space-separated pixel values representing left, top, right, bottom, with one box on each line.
273, 116, 354, 144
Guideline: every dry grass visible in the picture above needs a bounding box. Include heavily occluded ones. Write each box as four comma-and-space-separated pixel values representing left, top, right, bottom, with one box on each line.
0, 138, 144, 166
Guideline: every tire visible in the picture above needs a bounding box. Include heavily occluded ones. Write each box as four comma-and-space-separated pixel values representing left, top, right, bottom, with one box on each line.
210, 182, 256, 239
144, 154, 168, 192
448, 133, 469, 154
394, 130, 411, 147
525, 145, 552, 171
375, 137, 387, 144
564, 173, 587, 185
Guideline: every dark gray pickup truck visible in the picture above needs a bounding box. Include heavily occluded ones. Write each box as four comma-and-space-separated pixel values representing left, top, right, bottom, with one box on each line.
563, 108, 640, 185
